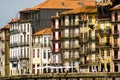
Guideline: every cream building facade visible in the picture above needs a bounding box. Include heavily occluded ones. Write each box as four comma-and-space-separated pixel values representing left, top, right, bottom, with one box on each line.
32, 27, 51, 74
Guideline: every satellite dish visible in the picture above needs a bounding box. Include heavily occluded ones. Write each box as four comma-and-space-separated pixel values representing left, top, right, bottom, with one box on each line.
96, 0, 101, 2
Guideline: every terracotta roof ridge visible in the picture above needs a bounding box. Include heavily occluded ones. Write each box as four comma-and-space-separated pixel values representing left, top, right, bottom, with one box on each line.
38, 0, 50, 9
43, 27, 51, 34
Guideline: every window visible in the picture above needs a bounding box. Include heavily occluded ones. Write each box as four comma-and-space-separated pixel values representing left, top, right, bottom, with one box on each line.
115, 12, 118, 21
43, 64, 46, 73
38, 37, 40, 44
95, 16, 97, 23
101, 50, 104, 58
88, 16, 92, 23
27, 48, 29, 57
114, 50, 118, 59
27, 35, 29, 43
37, 64, 39, 74
107, 49, 110, 56
114, 63, 118, 72
24, 24, 26, 32
43, 50, 46, 59
24, 48, 26, 57
20, 36, 22, 43
33, 49, 35, 58
28, 24, 29, 32
114, 38, 117, 46
114, 24, 118, 31
32, 64, 35, 73
37, 49, 39, 58
48, 50, 50, 59
21, 49, 22, 57
44, 37, 47, 47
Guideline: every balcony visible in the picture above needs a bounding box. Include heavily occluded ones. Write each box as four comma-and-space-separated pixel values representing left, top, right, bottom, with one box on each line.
98, 42, 111, 49
61, 44, 70, 50
87, 59, 99, 65
113, 30, 119, 38
79, 61, 88, 67
10, 43, 19, 48
32, 42, 41, 47
10, 57, 19, 62
61, 22, 79, 27
87, 48, 99, 54
89, 36, 99, 42
98, 28, 111, 36
10, 29, 20, 35
41, 44, 50, 47
19, 56, 29, 60
113, 44, 119, 50
19, 42, 29, 46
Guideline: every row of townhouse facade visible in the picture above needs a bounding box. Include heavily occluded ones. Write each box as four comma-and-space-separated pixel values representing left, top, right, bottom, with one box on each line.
9, 18, 51, 75
7, 0, 96, 76
51, 0, 120, 73
0, 0, 120, 77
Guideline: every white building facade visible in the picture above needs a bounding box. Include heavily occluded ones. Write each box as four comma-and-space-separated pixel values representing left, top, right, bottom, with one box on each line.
9, 18, 32, 75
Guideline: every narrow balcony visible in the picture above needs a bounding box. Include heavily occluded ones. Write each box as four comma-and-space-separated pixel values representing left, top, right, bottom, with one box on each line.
19, 42, 29, 46
113, 30, 119, 38
98, 42, 111, 49
10, 43, 19, 48
21, 30, 26, 34
32, 42, 41, 47
41, 44, 50, 47
10, 57, 19, 62
61, 44, 70, 50
89, 36, 99, 42
10, 29, 20, 35
79, 61, 88, 67
113, 44, 119, 50
98, 28, 111, 36
70, 44, 79, 50
19, 56, 29, 60
61, 22, 79, 27
87, 59, 99, 65
87, 48, 99, 54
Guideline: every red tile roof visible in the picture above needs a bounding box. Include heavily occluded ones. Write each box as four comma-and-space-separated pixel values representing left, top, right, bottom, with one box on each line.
21, 0, 96, 12
33, 27, 51, 36
61, 5, 97, 15
0, 24, 10, 30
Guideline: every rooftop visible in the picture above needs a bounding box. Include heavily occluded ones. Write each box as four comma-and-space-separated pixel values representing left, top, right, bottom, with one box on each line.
21, 0, 96, 12
0, 24, 10, 30
33, 27, 51, 36
61, 5, 97, 15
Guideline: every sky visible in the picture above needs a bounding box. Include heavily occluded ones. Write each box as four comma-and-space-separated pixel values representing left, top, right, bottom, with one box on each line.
0, 0, 44, 28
